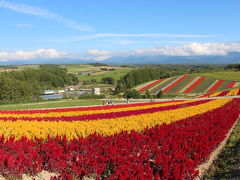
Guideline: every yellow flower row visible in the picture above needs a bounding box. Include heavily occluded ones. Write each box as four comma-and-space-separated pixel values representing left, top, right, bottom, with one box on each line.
208, 92, 221, 97
0, 98, 232, 140
0, 100, 196, 118
226, 88, 239, 96
208, 88, 239, 97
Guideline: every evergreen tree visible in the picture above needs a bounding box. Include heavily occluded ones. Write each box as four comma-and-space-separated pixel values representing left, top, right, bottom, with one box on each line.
123, 90, 141, 99
144, 90, 151, 99
156, 90, 163, 98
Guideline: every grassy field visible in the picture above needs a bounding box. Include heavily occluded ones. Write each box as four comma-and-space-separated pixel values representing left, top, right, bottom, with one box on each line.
77, 68, 133, 81
196, 71, 240, 81
14, 64, 134, 82
204, 119, 240, 179
59, 64, 92, 73
0, 99, 103, 110
0, 99, 132, 110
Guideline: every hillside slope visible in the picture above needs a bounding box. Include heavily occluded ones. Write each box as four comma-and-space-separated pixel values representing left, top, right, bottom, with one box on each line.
135, 75, 240, 94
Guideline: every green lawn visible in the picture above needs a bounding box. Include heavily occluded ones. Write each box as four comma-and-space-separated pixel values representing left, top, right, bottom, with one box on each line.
0, 99, 134, 110
195, 71, 240, 81
0, 99, 103, 110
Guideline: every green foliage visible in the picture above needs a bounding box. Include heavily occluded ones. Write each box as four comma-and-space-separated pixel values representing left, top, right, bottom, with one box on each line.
0, 65, 18, 69
39, 64, 60, 68
0, 68, 79, 103
225, 63, 240, 71
101, 77, 115, 85
156, 90, 163, 98
144, 90, 151, 99
115, 68, 171, 94
89, 63, 108, 66
123, 89, 141, 99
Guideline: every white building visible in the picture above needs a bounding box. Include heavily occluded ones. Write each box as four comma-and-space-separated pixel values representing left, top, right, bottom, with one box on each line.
92, 88, 101, 95
57, 90, 65, 93
43, 90, 55, 95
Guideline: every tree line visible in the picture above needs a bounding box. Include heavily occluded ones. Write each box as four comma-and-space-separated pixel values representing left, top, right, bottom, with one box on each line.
114, 64, 230, 94
0, 68, 79, 103
114, 68, 172, 94
225, 63, 240, 71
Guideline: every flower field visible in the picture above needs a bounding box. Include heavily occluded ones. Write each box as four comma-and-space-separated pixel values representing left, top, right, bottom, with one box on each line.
0, 98, 240, 179
199, 88, 240, 98
136, 75, 240, 94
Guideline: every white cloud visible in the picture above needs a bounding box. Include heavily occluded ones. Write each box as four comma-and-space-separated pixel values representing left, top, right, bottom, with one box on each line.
0, 0, 93, 31
74, 33, 216, 40
49, 33, 215, 42
134, 42, 240, 56
1, 42, 240, 62
114, 40, 190, 45
86, 50, 112, 60
0, 49, 66, 61
16, 24, 33, 28
79, 42, 240, 60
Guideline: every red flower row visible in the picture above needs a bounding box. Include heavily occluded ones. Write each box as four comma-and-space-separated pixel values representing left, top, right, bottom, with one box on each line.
184, 77, 206, 93
226, 81, 237, 89
0, 100, 181, 115
0, 98, 239, 179
0, 99, 211, 122
138, 79, 164, 92
162, 76, 187, 93
208, 80, 224, 92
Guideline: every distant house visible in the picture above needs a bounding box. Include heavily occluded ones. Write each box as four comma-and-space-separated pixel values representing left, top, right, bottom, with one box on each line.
43, 90, 55, 95
92, 88, 101, 95
65, 86, 75, 91
57, 90, 65, 93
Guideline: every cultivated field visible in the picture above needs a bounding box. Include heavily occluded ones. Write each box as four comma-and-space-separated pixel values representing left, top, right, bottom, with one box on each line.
0, 98, 239, 179
1, 66, 240, 179
195, 71, 240, 81
136, 75, 240, 95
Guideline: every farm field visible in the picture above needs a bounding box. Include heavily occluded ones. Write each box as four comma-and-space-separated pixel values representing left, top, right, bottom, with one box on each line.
53, 64, 133, 82
14, 64, 133, 82
76, 67, 133, 82
195, 71, 240, 82
199, 88, 240, 98
136, 74, 240, 95
59, 64, 94, 73
0, 97, 239, 179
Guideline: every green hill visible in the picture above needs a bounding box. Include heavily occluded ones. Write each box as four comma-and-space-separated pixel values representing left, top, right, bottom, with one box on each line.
135, 74, 240, 95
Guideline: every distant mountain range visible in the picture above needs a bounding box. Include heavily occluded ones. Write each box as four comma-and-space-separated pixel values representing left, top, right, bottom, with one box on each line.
102, 52, 240, 65
1, 52, 240, 65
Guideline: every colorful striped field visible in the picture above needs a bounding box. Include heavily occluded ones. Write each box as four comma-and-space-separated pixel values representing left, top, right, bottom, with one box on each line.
135, 75, 240, 94
0, 97, 240, 179
199, 88, 240, 98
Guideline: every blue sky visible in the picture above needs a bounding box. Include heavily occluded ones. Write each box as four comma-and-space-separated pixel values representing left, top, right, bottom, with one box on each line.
0, 0, 239, 62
